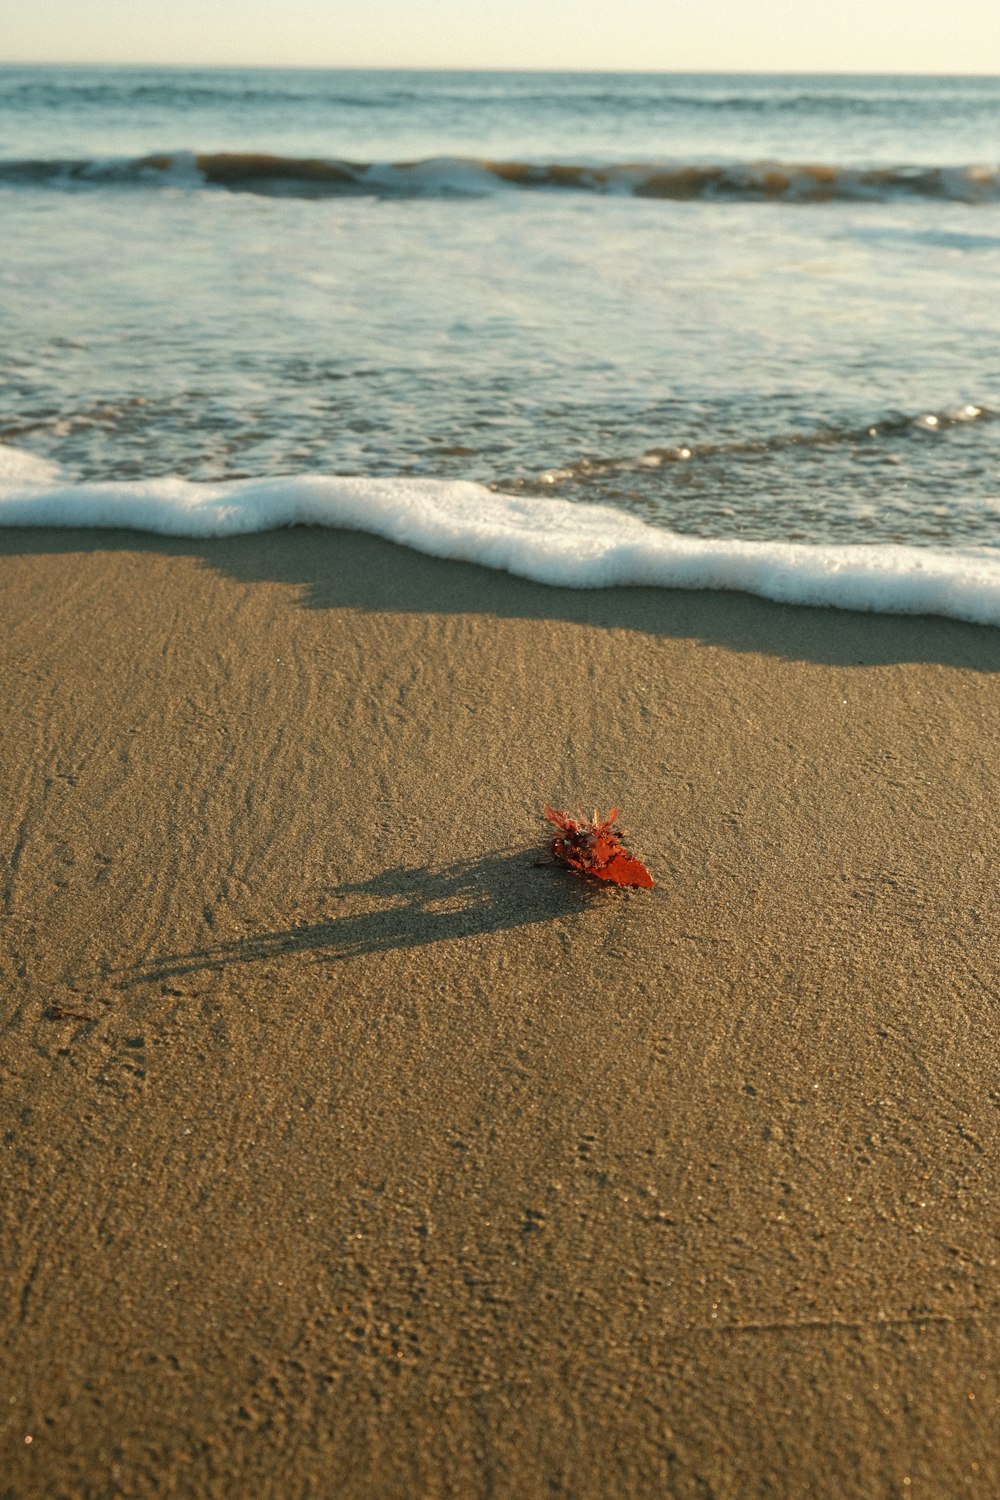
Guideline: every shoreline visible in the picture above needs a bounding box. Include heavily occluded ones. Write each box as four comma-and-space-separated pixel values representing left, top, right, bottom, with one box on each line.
2, 461, 1000, 627
1, 526, 998, 1497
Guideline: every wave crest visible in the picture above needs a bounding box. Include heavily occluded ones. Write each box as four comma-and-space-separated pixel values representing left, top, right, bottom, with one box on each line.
3, 152, 999, 203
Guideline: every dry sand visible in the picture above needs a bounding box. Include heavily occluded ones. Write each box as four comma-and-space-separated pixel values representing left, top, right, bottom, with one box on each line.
1, 526, 998, 1498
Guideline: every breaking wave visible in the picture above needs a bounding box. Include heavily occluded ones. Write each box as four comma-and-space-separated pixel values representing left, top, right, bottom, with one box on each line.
1, 446, 998, 626
3, 152, 999, 203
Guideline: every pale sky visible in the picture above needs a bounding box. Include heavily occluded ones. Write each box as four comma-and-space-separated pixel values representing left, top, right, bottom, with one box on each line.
4, 0, 1000, 73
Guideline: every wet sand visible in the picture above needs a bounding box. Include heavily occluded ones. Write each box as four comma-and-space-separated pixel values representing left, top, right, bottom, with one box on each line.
1, 526, 998, 1498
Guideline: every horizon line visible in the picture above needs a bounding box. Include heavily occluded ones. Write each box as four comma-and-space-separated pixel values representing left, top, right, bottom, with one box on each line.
2, 60, 999, 78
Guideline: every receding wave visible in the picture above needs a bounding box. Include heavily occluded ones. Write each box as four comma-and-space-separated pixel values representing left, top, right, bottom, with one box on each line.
1, 445, 998, 626
519, 404, 997, 488
3, 151, 999, 203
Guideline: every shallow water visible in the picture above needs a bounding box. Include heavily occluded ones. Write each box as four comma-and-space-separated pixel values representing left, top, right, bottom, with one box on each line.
2, 67, 999, 560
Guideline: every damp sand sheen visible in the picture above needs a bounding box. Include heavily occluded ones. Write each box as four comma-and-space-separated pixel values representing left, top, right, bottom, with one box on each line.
2, 65, 999, 1499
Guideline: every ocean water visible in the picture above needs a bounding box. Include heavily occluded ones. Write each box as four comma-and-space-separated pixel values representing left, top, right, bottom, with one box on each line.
2, 66, 1000, 621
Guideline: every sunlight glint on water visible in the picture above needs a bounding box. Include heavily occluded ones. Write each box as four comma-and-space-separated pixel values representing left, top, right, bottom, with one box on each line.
1, 67, 999, 554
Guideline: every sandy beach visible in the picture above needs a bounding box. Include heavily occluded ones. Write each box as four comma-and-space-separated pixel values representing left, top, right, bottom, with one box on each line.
1, 525, 997, 1498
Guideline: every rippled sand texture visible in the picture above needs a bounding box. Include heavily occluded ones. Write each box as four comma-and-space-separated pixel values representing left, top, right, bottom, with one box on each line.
1, 529, 998, 1498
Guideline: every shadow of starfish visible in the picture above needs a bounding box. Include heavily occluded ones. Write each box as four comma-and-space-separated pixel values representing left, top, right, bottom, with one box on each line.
112, 848, 599, 987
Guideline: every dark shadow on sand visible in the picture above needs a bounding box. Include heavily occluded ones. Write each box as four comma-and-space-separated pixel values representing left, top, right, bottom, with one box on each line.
112, 849, 598, 988
2, 524, 998, 670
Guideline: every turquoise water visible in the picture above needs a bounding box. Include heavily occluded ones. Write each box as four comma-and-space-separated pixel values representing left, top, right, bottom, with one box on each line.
2, 68, 999, 548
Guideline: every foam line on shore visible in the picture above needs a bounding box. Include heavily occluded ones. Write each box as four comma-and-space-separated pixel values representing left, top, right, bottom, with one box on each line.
1, 447, 998, 626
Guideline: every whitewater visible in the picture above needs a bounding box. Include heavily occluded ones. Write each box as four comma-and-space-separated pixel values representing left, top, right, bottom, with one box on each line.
2, 445, 997, 625
3, 67, 999, 609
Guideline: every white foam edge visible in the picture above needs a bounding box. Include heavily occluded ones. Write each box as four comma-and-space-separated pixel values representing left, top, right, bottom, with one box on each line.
1, 449, 998, 626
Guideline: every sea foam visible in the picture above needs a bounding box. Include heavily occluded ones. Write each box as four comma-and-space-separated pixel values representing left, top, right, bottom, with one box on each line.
1, 446, 998, 626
